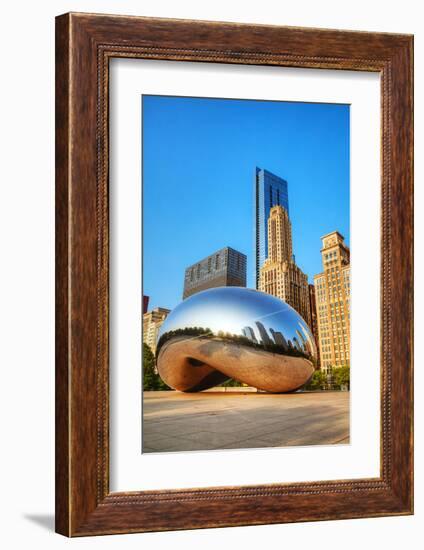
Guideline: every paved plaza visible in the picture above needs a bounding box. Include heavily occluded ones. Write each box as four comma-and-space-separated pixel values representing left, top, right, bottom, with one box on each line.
143, 390, 350, 453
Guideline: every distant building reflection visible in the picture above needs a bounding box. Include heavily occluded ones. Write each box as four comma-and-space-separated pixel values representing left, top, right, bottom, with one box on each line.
242, 326, 257, 343
269, 328, 288, 349
255, 321, 273, 346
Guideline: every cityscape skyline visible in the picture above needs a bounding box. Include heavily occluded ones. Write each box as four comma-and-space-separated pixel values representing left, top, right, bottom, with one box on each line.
143, 95, 350, 311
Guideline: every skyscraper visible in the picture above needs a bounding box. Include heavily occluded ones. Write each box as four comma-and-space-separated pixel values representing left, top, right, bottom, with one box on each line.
183, 247, 247, 299
259, 205, 311, 327
314, 231, 350, 373
254, 167, 289, 288
308, 284, 320, 366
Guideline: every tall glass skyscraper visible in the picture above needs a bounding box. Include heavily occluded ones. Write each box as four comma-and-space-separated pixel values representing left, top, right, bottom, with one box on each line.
254, 167, 289, 288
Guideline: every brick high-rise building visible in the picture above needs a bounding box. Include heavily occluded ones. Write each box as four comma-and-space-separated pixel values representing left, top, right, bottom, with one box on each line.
314, 231, 350, 373
308, 284, 320, 366
143, 307, 170, 353
183, 247, 246, 300
259, 205, 311, 327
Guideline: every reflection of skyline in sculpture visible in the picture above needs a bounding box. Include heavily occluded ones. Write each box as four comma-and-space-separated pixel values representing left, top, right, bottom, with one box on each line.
156, 287, 316, 393
242, 326, 257, 342
255, 321, 273, 346
269, 328, 288, 348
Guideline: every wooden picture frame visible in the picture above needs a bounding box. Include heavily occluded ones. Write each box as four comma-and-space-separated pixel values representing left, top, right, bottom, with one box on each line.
55, 12, 413, 536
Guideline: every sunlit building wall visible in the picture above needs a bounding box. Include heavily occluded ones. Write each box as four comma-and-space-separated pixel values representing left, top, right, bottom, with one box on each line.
308, 284, 320, 366
314, 231, 350, 373
143, 307, 170, 353
259, 205, 311, 327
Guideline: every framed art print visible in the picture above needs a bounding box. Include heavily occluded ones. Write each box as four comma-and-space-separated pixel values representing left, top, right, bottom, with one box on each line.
55, 13, 413, 536
110, 60, 381, 492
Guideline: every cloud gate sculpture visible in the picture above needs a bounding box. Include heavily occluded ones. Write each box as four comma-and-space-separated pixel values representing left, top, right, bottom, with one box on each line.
155, 287, 317, 393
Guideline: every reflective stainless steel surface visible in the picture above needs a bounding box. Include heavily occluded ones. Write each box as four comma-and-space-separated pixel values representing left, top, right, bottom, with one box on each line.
156, 287, 317, 393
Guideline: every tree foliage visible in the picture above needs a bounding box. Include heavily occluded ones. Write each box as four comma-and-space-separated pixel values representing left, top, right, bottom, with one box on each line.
333, 365, 350, 389
142, 343, 170, 391
301, 364, 350, 392
304, 369, 327, 390
220, 378, 244, 387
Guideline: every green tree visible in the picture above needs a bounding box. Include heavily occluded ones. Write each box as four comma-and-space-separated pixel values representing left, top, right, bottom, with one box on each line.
142, 343, 156, 390
333, 365, 350, 390
304, 369, 327, 391
143, 343, 170, 391
220, 378, 244, 388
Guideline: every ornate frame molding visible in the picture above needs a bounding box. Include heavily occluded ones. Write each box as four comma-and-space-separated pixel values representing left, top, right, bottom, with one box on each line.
56, 13, 413, 536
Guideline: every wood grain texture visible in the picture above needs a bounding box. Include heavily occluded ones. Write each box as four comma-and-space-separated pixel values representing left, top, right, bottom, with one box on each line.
55, 12, 414, 537
55, 14, 70, 536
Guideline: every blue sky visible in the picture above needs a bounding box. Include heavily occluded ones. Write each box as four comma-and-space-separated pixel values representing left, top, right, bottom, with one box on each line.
143, 95, 350, 311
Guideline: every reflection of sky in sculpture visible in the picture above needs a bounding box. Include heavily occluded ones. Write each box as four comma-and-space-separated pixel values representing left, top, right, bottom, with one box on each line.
158, 287, 316, 356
